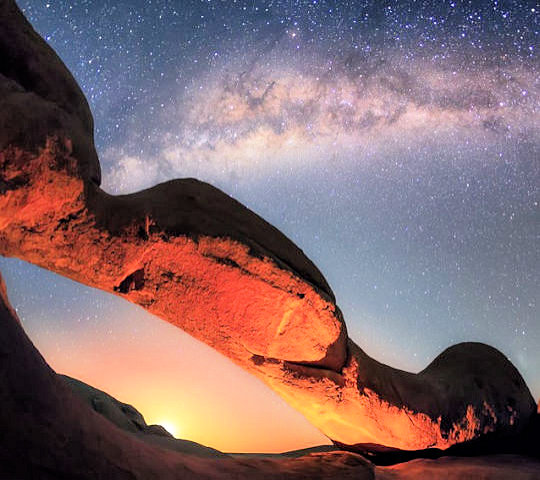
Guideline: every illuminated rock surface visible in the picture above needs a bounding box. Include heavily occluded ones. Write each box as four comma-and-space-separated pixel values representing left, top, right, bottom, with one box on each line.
1, 275, 539, 478
0, 271, 377, 479
0, 0, 537, 457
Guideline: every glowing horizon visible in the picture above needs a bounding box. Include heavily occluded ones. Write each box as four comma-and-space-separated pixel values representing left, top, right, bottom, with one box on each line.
6, 268, 329, 453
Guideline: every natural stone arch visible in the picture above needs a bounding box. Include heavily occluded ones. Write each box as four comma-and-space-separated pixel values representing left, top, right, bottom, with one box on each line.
0, 0, 535, 452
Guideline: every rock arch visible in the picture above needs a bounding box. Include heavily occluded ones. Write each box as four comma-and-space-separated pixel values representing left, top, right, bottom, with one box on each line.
0, 0, 535, 452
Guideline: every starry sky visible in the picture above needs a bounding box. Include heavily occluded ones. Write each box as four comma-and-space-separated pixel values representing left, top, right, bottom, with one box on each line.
1, 0, 538, 452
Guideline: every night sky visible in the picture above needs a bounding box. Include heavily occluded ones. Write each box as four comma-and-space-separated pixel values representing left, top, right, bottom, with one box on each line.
1, 0, 538, 452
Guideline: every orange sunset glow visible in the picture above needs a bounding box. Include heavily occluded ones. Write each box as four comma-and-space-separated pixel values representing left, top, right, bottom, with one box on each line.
19, 276, 329, 453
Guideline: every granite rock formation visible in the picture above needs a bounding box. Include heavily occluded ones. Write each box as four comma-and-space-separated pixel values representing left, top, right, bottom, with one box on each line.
0, 0, 536, 453
2, 271, 540, 479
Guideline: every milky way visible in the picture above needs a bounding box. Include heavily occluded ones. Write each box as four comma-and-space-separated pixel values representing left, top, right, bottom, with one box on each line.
1, 0, 538, 451
104, 48, 537, 190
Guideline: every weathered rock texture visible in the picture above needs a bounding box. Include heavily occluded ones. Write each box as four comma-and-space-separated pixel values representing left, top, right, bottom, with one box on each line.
0, 0, 536, 452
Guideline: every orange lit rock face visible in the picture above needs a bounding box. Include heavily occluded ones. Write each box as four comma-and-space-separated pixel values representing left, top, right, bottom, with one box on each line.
0, 0, 536, 453
1, 271, 378, 480
267, 340, 535, 450
0, 142, 345, 369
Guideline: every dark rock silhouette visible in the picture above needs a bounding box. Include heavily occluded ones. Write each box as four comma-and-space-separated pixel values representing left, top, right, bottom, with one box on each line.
62, 375, 226, 458
375, 455, 540, 480
0, 0, 536, 461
